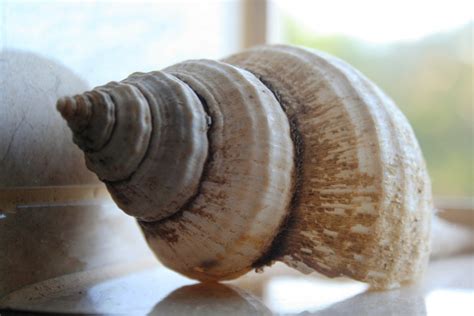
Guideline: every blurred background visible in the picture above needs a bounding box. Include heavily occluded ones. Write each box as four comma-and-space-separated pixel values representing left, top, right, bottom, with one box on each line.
1, 0, 472, 199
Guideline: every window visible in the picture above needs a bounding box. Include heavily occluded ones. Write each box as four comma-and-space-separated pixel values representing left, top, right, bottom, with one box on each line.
268, 0, 473, 198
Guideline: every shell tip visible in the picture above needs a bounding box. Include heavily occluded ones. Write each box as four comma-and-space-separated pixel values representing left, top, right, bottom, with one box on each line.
56, 96, 76, 120
56, 94, 93, 133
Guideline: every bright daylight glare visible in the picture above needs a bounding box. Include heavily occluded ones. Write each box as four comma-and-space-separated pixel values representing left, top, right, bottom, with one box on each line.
2, 0, 472, 196
273, 0, 473, 197
273, 0, 473, 43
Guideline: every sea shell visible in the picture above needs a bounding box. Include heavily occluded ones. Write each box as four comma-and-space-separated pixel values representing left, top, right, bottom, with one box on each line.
0, 50, 151, 300
57, 44, 433, 289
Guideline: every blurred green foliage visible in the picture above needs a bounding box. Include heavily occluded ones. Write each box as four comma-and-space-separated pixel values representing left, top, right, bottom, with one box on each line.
283, 20, 473, 196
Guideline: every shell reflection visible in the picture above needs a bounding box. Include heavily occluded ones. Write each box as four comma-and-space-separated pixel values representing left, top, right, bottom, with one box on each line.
150, 283, 271, 316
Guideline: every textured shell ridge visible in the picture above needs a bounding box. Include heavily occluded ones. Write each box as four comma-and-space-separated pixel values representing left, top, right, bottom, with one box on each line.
223, 44, 433, 288
140, 59, 296, 280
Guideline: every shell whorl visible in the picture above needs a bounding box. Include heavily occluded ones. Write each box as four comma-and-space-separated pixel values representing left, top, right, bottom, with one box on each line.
144, 60, 295, 280
57, 82, 152, 182
58, 45, 433, 289
224, 45, 433, 288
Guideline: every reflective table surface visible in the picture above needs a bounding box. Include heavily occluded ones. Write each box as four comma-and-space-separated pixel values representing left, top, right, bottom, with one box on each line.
1, 254, 473, 315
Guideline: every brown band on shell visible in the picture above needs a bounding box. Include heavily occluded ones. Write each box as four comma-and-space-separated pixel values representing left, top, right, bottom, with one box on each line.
223, 44, 433, 289
249, 75, 305, 269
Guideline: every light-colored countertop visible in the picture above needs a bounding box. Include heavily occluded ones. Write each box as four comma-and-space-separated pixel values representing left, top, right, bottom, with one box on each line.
1, 254, 473, 315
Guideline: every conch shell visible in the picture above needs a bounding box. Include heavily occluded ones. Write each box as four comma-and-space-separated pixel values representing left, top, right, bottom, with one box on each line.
58, 45, 433, 289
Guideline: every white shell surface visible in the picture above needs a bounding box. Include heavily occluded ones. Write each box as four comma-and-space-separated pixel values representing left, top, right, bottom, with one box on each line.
225, 45, 433, 288
1, 50, 154, 300
141, 60, 295, 280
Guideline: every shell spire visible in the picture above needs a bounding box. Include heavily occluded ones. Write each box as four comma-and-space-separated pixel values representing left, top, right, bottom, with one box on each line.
57, 73, 213, 222
57, 82, 152, 182
57, 90, 115, 152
